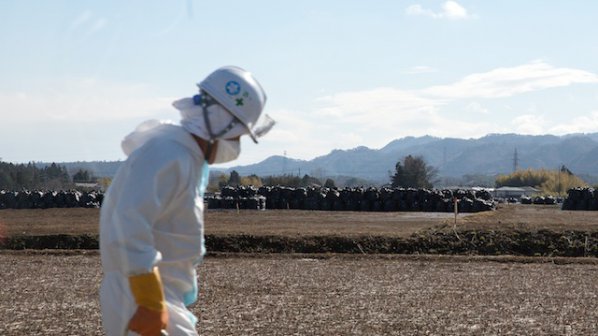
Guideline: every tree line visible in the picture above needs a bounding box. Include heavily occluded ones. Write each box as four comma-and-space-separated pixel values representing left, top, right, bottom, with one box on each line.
0, 161, 98, 190
215, 155, 590, 196
207, 171, 337, 192
3, 155, 590, 195
0, 162, 72, 189
495, 166, 587, 196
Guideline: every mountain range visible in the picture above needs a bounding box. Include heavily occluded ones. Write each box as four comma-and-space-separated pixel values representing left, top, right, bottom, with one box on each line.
227, 133, 598, 184
50, 133, 598, 186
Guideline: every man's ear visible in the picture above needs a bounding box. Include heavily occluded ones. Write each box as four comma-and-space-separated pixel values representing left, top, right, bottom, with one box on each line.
191, 134, 217, 164
206, 140, 218, 164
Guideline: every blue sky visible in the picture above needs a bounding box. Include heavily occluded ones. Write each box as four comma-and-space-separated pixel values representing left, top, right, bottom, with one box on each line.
1, 1, 598, 167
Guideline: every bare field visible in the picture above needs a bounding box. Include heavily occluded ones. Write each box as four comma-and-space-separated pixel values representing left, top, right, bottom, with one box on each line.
458, 204, 598, 232
1, 204, 597, 238
0, 252, 596, 335
0, 208, 457, 237
0, 205, 596, 334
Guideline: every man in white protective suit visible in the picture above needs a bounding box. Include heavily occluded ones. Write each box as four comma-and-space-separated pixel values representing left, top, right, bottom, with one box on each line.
99, 66, 275, 336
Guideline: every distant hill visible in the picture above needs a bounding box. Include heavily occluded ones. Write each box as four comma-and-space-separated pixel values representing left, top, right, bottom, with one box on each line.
45, 132, 598, 185
227, 133, 598, 184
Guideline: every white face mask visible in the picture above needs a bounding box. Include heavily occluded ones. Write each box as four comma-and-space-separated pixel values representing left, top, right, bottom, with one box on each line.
212, 139, 241, 164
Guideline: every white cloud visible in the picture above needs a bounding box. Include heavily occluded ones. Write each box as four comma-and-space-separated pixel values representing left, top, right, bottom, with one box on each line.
5, 62, 597, 165
0, 77, 172, 123
422, 60, 598, 99
315, 87, 440, 130
262, 108, 317, 143
467, 102, 489, 115
512, 114, 546, 135
68, 10, 107, 36
298, 61, 598, 148
406, 1, 472, 20
550, 110, 598, 134
227, 107, 357, 166
317, 61, 598, 126
406, 5, 434, 17
442, 1, 469, 19
310, 87, 502, 149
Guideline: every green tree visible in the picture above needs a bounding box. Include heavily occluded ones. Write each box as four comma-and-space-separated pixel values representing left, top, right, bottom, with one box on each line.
72, 169, 94, 183
391, 155, 437, 188
0, 170, 13, 189
324, 178, 336, 188
0, 161, 74, 189
300, 174, 321, 187
262, 174, 302, 187
240, 174, 262, 187
41, 163, 71, 189
495, 168, 587, 196
228, 170, 241, 186
98, 177, 112, 191
216, 173, 229, 190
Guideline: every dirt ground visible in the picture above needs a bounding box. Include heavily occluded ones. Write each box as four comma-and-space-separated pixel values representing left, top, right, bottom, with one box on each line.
0, 252, 596, 336
0, 207, 458, 237
0, 205, 596, 335
1, 203, 597, 237
458, 203, 598, 232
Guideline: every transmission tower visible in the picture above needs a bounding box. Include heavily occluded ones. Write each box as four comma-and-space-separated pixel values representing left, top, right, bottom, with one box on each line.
282, 150, 287, 175
442, 146, 447, 168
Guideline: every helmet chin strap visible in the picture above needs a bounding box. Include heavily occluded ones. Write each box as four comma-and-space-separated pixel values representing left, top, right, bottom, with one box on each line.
195, 92, 239, 162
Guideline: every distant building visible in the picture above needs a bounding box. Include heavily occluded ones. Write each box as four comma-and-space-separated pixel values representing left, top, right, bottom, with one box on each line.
493, 186, 539, 199
75, 182, 101, 190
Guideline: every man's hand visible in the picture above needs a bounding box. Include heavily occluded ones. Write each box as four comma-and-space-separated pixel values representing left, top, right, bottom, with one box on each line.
128, 267, 168, 335
128, 305, 168, 336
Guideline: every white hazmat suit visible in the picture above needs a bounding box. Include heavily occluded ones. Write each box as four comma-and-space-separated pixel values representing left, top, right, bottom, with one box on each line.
100, 121, 206, 336
99, 66, 272, 336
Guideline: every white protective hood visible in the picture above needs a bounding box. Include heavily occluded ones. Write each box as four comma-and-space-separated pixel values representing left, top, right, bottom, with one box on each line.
173, 97, 249, 142
121, 119, 172, 156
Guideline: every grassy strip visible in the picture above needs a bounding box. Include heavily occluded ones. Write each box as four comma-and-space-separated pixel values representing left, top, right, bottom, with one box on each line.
1, 230, 596, 257
205, 231, 597, 257
0, 234, 99, 250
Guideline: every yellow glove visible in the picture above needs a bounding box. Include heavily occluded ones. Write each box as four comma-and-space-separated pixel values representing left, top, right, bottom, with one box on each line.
128, 267, 168, 336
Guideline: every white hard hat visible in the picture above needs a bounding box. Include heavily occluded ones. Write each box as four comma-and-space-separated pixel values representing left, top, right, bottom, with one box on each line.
198, 66, 270, 143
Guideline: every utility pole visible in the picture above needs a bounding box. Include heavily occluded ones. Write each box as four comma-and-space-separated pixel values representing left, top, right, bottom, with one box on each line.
513, 148, 519, 173
282, 150, 287, 175
442, 146, 447, 168
557, 164, 562, 196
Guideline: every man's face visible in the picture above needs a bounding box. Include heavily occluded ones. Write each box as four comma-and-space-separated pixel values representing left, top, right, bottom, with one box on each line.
207, 135, 241, 164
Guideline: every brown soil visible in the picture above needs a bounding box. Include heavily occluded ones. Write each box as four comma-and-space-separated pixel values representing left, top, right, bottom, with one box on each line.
0, 253, 596, 335
0, 208, 99, 236
0, 207, 461, 237
0, 204, 596, 256
1, 203, 597, 237
459, 203, 598, 232
0, 204, 596, 334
